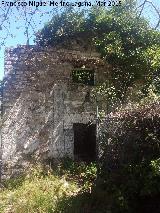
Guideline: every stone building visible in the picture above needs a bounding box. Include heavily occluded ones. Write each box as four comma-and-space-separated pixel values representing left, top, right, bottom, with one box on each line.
0, 44, 110, 178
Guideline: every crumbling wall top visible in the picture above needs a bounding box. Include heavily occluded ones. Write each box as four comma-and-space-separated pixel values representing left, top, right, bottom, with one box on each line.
4, 45, 105, 78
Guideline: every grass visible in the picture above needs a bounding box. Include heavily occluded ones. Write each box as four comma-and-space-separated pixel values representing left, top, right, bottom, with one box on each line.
0, 161, 98, 213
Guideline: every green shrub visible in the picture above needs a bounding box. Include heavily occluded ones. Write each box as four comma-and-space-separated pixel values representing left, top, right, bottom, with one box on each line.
57, 157, 97, 191
99, 102, 160, 212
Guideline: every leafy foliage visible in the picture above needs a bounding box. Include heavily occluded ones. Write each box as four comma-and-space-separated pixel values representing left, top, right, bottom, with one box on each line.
36, 1, 160, 99
58, 158, 97, 191
99, 100, 160, 212
1, 1, 160, 213
35, 8, 85, 47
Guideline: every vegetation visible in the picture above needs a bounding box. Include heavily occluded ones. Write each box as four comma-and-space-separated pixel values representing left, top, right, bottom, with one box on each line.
36, 0, 160, 100
99, 96, 160, 212
0, 1, 160, 212
35, 1, 160, 212
0, 162, 98, 213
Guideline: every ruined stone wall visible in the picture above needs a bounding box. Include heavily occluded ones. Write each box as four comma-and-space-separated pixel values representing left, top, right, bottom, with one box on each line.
1, 45, 109, 178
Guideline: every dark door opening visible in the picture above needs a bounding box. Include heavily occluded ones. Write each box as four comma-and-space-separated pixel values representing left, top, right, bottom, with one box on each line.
73, 123, 96, 162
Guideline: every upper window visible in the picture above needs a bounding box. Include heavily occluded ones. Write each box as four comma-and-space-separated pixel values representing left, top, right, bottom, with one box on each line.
72, 69, 95, 86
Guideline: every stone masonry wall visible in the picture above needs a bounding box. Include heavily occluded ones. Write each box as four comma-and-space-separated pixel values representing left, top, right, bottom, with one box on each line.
1, 45, 109, 178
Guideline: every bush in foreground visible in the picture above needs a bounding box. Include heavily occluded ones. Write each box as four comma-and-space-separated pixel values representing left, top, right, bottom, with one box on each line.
99, 101, 160, 213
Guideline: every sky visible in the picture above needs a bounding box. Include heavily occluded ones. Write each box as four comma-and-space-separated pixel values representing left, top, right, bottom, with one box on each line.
0, 0, 160, 80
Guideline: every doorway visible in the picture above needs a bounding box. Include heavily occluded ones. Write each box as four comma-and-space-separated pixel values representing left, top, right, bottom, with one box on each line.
73, 123, 96, 162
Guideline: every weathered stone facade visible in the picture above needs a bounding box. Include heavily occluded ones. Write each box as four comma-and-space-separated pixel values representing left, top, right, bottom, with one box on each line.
1, 44, 109, 178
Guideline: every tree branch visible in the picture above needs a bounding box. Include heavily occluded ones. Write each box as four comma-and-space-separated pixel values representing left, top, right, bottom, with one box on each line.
137, 0, 160, 29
